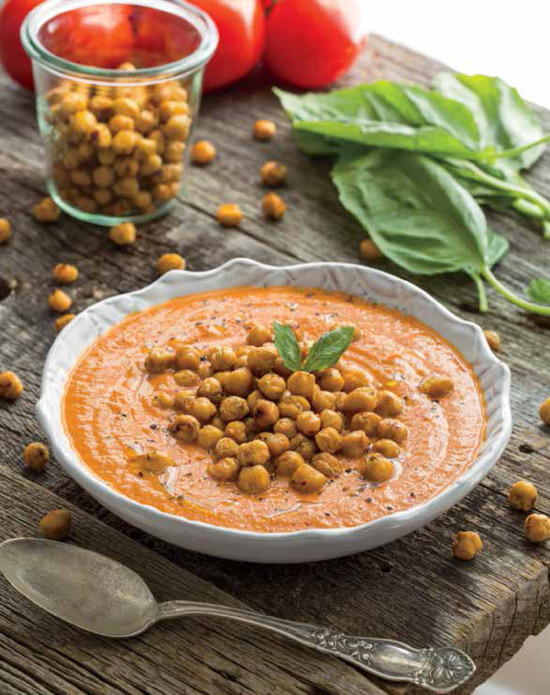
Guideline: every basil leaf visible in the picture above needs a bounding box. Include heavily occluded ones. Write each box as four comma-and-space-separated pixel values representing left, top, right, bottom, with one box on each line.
272, 321, 301, 372
433, 73, 546, 173
303, 326, 356, 373
528, 278, 550, 304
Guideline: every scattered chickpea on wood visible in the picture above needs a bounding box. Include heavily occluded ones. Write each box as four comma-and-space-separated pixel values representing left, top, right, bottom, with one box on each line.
217, 203, 243, 227
253, 119, 277, 141
39, 509, 71, 540
156, 253, 186, 274
32, 197, 60, 222
539, 397, 550, 426
0, 218, 12, 243
260, 161, 287, 187
49, 288, 72, 313
191, 140, 216, 165
53, 263, 78, 284
262, 192, 286, 220
109, 222, 136, 246
452, 531, 483, 560
483, 329, 501, 353
23, 442, 49, 471
525, 514, 550, 543
359, 238, 383, 262
508, 480, 538, 512
0, 371, 24, 400
55, 314, 75, 332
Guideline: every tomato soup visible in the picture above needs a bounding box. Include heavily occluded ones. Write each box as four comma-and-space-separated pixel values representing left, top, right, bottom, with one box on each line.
63, 286, 486, 532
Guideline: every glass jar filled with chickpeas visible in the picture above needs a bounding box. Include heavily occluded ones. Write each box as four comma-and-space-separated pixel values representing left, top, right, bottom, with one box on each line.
22, 0, 218, 225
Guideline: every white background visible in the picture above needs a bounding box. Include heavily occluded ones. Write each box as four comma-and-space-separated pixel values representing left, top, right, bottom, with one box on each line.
364, 3, 549, 693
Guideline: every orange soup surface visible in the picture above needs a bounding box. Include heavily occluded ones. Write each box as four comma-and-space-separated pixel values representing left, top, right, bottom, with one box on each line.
63, 286, 486, 532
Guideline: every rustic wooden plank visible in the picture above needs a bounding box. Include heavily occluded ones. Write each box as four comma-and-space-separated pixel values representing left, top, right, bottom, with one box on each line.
0, 34, 549, 695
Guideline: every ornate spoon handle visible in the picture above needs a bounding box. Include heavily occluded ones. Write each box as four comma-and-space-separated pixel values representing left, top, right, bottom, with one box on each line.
156, 601, 475, 693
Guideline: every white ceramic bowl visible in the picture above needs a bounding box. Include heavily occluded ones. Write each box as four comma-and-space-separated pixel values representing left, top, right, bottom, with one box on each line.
37, 259, 512, 563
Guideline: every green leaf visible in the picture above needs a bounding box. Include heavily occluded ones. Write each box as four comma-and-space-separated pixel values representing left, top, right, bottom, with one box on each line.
303, 326, 356, 373
272, 322, 301, 372
527, 278, 550, 304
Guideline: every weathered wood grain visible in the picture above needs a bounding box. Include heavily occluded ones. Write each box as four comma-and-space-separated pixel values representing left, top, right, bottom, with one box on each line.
0, 34, 549, 695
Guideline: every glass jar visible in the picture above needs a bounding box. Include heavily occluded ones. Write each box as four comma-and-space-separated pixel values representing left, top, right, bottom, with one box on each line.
22, 0, 218, 225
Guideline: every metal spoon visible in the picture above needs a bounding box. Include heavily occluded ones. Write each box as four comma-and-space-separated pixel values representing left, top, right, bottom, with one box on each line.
0, 538, 474, 693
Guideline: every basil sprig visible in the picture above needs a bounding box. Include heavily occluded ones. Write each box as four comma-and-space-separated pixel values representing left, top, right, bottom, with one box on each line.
273, 321, 354, 373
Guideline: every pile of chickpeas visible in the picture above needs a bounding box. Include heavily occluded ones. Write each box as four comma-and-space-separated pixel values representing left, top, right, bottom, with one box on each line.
140, 322, 427, 496
44, 64, 190, 218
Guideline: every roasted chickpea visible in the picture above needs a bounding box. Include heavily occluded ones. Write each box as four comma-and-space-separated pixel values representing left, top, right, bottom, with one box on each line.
525, 514, 550, 543
70, 109, 97, 136
508, 481, 538, 512
0, 218, 12, 243
220, 396, 249, 422
49, 288, 72, 313
279, 394, 311, 419
112, 129, 138, 154
210, 346, 237, 371
287, 371, 316, 400
452, 531, 483, 560
419, 376, 454, 399
224, 420, 248, 444
247, 389, 263, 411
109, 222, 136, 246
152, 391, 175, 409
359, 453, 394, 483
484, 329, 501, 352
61, 91, 88, 116
238, 465, 271, 493
164, 114, 190, 140
257, 432, 290, 457
175, 346, 200, 370
134, 108, 157, 132
188, 397, 217, 423
273, 357, 293, 379
39, 509, 71, 541
156, 253, 185, 274
373, 439, 401, 458
290, 433, 317, 460
130, 451, 175, 474
214, 436, 240, 460
318, 409, 343, 432
378, 418, 409, 443
244, 416, 259, 436
197, 425, 224, 450
311, 388, 337, 413
274, 417, 298, 439
0, 371, 23, 400
333, 391, 347, 411
33, 197, 60, 222
164, 140, 185, 163
174, 369, 199, 387
208, 457, 240, 482
343, 387, 378, 414
198, 377, 223, 403
217, 203, 242, 227
316, 368, 344, 392
341, 430, 369, 458
350, 411, 381, 436
258, 373, 286, 400
211, 415, 225, 431
296, 410, 321, 436
311, 452, 343, 478
23, 442, 49, 471
359, 238, 383, 262
55, 314, 75, 332
247, 324, 273, 347
191, 140, 216, 165
109, 113, 134, 133
291, 463, 326, 493
198, 360, 214, 379
174, 390, 195, 412
376, 390, 404, 418
262, 192, 286, 220
51, 263, 78, 286
341, 369, 369, 392
253, 119, 276, 141
170, 414, 200, 442
247, 346, 277, 374
539, 397, 550, 426
253, 399, 280, 429
275, 451, 304, 477
237, 440, 270, 467
145, 347, 175, 373
260, 161, 287, 187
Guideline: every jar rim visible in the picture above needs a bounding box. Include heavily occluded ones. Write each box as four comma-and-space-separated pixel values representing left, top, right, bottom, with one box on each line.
21, 0, 219, 84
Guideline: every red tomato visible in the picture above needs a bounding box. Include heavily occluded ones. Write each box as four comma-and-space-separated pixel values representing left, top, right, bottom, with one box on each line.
190, 0, 266, 91
0, 0, 43, 90
264, 0, 366, 89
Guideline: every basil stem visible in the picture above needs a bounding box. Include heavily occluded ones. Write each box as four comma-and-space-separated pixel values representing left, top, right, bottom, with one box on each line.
481, 267, 550, 315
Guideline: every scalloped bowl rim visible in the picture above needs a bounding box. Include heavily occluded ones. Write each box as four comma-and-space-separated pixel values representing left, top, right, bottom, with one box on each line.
37, 259, 512, 548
